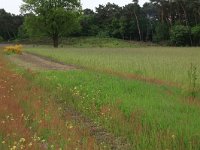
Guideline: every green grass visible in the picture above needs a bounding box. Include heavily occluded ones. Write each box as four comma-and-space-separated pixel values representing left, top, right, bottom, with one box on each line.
14, 42, 200, 149
25, 46, 200, 84
25, 70, 200, 150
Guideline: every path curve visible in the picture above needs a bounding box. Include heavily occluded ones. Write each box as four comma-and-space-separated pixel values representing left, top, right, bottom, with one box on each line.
10, 52, 77, 71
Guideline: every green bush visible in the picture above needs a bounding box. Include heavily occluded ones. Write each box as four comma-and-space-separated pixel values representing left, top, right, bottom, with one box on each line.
0, 36, 4, 42
153, 23, 169, 43
170, 25, 190, 46
191, 25, 200, 46
97, 30, 109, 38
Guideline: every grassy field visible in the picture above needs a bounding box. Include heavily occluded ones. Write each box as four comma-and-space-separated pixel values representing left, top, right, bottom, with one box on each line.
0, 50, 102, 150
25, 47, 200, 84
31, 70, 200, 149
20, 44, 200, 149
2, 38, 200, 149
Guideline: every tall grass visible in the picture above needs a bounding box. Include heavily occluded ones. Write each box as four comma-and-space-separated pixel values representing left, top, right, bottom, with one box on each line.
29, 70, 200, 150
25, 47, 200, 84
19, 45, 200, 149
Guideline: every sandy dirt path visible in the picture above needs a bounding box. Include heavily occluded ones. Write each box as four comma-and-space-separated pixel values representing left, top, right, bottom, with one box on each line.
1, 51, 131, 150
9, 52, 77, 71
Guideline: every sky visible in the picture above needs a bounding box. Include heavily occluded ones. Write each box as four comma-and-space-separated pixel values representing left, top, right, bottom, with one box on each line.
0, 0, 149, 15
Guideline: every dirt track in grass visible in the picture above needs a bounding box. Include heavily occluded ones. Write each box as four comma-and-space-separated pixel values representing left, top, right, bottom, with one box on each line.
10, 51, 180, 88
1, 50, 131, 149
9, 52, 77, 71
0, 53, 100, 149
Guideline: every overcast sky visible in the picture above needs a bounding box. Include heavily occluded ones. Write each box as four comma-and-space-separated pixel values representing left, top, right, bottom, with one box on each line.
0, 0, 149, 15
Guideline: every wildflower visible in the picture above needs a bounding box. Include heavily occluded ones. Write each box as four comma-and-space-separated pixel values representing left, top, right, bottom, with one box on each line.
11, 146, 17, 150
69, 125, 73, 129
66, 122, 73, 129
19, 138, 25, 143
51, 145, 54, 148
28, 142, 32, 147
20, 145, 25, 149
171, 135, 175, 139
4, 44, 23, 55
2, 141, 5, 144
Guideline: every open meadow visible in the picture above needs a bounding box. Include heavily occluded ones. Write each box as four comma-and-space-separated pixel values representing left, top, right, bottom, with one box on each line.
20, 45, 200, 149
25, 46, 200, 84
1, 41, 200, 149
1, 0, 200, 149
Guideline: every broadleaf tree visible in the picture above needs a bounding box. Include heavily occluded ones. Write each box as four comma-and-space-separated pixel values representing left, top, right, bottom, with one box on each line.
21, 0, 81, 48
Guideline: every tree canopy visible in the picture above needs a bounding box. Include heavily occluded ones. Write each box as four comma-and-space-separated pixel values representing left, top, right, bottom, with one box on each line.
21, 0, 81, 47
0, 9, 23, 41
1, 0, 199, 46
77, 0, 200, 46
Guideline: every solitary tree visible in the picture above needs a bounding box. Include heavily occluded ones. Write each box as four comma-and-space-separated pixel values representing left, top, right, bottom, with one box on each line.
21, 0, 81, 48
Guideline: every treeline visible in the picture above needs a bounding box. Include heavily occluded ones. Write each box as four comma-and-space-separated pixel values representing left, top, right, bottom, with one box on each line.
0, 9, 23, 42
0, 0, 200, 46
77, 0, 200, 46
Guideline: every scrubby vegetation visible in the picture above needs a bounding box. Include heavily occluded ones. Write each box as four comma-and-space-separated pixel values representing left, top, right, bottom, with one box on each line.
4, 45, 23, 55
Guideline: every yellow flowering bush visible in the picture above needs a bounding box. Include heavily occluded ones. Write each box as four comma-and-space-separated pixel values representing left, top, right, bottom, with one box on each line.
4, 44, 23, 55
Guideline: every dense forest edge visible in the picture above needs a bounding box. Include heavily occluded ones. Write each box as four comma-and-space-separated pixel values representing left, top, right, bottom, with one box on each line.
0, 0, 200, 47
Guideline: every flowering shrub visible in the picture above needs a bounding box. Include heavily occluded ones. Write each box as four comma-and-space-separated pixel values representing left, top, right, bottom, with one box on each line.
4, 44, 23, 55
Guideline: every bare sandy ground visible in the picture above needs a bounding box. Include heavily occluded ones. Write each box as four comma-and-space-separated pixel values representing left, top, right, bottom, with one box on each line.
10, 52, 77, 71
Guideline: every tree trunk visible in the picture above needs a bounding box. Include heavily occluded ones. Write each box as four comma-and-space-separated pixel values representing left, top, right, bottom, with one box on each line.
161, 7, 164, 24
180, 3, 193, 46
53, 34, 59, 48
133, 10, 142, 41
169, 0, 172, 26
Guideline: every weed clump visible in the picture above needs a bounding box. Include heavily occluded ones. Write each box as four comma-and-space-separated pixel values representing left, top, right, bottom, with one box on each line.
4, 44, 23, 55
188, 63, 198, 100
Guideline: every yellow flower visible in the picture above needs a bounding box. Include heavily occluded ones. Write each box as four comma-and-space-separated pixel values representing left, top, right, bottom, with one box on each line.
3, 45, 23, 55
20, 145, 25, 149
66, 122, 73, 129
2, 141, 5, 144
12, 146, 17, 150
28, 142, 32, 147
19, 138, 25, 143
172, 135, 175, 139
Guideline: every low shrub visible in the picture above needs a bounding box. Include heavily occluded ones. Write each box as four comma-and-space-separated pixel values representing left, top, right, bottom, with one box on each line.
192, 25, 200, 46
170, 25, 190, 46
4, 44, 23, 55
0, 36, 4, 42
